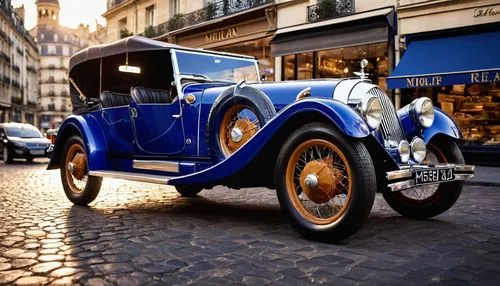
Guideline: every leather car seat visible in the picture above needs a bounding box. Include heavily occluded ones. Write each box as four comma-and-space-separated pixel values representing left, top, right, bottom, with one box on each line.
100, 91, 131, 108
131, 87, 171, 104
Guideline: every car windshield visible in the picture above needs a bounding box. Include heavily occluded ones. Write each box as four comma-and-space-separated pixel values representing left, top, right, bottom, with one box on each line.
175, 50, 259, 83
6, 125, 43, 138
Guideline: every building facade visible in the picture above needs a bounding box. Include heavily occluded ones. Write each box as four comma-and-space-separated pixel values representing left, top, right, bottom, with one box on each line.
388, 0, 500, 165
0, 0, 40, 125
32, 0, 104, 132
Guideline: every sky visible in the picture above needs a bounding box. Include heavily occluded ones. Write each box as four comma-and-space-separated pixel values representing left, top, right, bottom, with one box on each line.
11, 0, 106, 32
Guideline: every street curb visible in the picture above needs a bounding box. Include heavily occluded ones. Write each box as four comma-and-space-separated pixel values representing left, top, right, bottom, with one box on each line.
465, 181, 500, 187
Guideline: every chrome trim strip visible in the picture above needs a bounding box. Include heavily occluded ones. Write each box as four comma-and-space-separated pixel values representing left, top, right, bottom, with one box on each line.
88, 171, 170, 184
386, 169, 412, 180
455, 165, 475, 172
133, 160, 179, 173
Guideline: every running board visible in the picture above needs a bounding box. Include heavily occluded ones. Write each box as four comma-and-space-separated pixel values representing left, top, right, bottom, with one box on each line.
88, 170, 171, 185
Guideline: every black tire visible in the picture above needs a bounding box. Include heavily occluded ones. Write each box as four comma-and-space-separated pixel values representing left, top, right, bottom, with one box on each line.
208, 86, 276, 160
383, 140, 464, 219
275, 122, 376, 242
60, 136, 102, 206
2, 147, 12, 163
26, 157, 34, 163
175, 185, 203, 197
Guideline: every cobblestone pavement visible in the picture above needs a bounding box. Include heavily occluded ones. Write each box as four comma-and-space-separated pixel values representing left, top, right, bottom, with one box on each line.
0, 160, 499, 285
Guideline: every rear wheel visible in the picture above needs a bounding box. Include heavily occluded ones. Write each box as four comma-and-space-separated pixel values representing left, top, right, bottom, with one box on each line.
175, 185, 203, 197
60, 136, 102, 205
275, 123, 376, 242
383, 140, 464, 219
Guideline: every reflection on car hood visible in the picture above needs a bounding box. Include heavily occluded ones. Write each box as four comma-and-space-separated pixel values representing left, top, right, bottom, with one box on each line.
7, 136, 51, 144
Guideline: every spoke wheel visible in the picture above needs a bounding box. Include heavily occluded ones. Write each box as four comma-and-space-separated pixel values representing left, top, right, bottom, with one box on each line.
286, 139, 352, 225
219, 104, 260, 157
383, 140, 465, 219
60, 136, 102, 206
64, 143, 89, 194
275, 123, 376, 242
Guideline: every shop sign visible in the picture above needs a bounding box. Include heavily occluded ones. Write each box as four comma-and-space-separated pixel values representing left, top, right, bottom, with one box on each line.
473, 5, 500, 18
205, 26, 239, 43
403, 71, 500, 88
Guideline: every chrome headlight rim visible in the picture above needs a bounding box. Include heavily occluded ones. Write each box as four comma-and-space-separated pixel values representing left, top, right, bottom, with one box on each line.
358, 95, 382, 130
398, 140, 410, 163
410, 137, 427, 163
410, 97, 435, 128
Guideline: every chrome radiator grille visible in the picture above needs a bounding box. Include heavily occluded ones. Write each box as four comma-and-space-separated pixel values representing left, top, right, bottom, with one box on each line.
369, 88, 406, 143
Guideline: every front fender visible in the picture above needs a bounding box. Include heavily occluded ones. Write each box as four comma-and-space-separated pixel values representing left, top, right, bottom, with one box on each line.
399, 107, 462, 143
47, 114, 108, 171
169, 98, 369, 186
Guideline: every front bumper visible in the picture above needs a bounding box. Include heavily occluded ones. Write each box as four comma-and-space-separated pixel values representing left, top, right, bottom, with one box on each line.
386, 164, 475, 192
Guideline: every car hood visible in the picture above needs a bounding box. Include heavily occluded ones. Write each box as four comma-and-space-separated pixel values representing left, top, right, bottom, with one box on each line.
198, 79, 343, 111
7, 136, 51, 144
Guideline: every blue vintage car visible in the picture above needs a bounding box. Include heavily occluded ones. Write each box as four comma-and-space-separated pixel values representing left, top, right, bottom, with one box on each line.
48, 36, 475, 241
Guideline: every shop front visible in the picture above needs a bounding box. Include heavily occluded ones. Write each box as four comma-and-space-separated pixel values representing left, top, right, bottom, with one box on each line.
270, 7, 396, 92
164, 4, 277, 81
389, 1, 500, 165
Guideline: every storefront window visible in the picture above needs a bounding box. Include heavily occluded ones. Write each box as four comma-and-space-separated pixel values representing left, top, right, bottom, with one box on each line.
282, 42, 389, 90
214, 37, 274, 81
297, 52, 313, 80
402, 83, 500, 147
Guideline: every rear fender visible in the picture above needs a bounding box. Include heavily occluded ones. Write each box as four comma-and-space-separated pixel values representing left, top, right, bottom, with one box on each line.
169, 98, 370, 186
47, 114, 108, 170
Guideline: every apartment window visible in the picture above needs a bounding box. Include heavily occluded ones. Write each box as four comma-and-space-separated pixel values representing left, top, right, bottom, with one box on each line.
118, 17, 128, 39
40, 33, 45, 40
145, 5, 155, 27
53, 33, 58, 42
62, 46, 69, 56
169, 0, 179, 17
47, 45, 56, 55
64, 34, 68, 42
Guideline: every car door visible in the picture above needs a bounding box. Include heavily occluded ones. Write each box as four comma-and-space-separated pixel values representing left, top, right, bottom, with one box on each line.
130, 91, 186, 155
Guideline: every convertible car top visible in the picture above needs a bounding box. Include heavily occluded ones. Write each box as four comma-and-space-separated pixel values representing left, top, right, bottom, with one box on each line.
47, 36, 475, 242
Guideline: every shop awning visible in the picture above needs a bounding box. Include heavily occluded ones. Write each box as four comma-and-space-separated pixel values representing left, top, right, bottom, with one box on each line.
387, 31, 500, 89
271, 7, 395, 57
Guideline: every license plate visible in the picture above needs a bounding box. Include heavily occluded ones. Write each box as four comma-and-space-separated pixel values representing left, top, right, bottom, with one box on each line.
30, 150, 45, 155
415, 168, 455, 185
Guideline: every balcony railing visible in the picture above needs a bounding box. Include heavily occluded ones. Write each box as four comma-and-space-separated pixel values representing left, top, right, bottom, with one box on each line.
12, 65, 20, 73
0, 52, 10, 64
27, 65, 37, 73
107, 0, 127, 11
12, 80, 20, 88
307, 0, 355, 23
2, 76, 10, 85
144, 0, 273, 38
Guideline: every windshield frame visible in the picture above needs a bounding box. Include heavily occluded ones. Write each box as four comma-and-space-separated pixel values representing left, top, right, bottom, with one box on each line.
171, 49, 260, 100
5, 125, 43, 138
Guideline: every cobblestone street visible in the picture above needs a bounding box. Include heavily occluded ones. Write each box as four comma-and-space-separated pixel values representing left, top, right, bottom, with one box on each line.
0, 160, 499, 285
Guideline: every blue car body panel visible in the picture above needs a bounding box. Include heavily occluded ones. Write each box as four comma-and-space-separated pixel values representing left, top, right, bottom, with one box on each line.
398, 107, 462, 143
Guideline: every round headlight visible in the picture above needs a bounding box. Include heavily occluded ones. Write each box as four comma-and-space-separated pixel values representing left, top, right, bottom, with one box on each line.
410, 137, 426, 163
358, 96, 382, 129
398, 140, 410, 163
411, 97, 434, 128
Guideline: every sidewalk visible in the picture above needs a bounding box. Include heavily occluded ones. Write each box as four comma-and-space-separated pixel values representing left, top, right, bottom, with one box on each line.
466, 166, 500, 187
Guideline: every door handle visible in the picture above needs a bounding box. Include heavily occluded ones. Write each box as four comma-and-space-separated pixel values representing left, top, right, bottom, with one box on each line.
130, 107, 138, 118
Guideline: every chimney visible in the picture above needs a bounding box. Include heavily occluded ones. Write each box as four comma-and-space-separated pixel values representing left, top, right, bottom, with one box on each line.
15, 5, 25, 23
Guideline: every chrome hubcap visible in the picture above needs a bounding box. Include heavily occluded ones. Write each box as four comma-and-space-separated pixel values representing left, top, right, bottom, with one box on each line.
230, 127, 243, 143
304, 174, 319, 189
67, 162, 75, 175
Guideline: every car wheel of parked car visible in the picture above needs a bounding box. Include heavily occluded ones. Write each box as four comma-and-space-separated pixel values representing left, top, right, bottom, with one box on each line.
60, 136, 102, 206
383, 140, 464, 219
2, 147, 12, 164
275, 122, 376, 242
209, 87, 276, 159
26, 157, 34, 163
175, 185, 203, 197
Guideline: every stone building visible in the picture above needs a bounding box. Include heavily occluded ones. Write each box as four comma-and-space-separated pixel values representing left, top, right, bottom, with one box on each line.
0, 0, 40, 125
31, 0, 104, 131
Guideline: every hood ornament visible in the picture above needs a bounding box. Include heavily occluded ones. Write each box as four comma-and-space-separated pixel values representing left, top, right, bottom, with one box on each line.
354, 59, 369, 80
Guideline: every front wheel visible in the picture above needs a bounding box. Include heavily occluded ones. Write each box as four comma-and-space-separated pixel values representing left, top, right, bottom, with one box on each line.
175, 185, 203, 197
2, 147, 12, 163
60, 136, 102, 205
383, 140, 465, 219
275, 123, 376, 242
